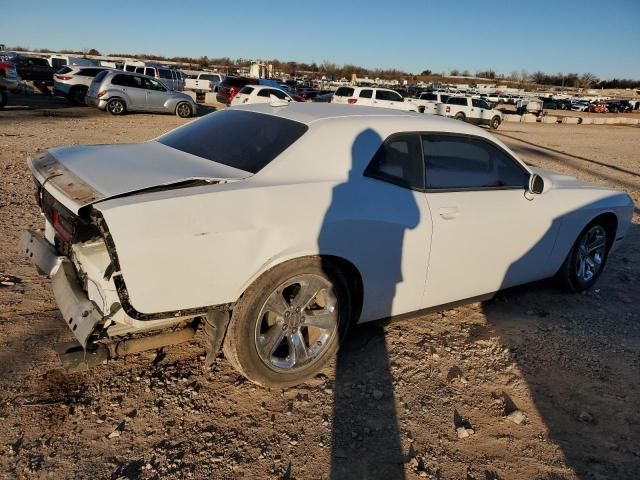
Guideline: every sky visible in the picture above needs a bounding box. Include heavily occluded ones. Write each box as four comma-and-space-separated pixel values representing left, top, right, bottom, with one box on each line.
2, 0, 639, 79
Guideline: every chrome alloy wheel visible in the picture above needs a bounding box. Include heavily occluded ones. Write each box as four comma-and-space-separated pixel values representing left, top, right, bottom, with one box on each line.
576, 225, 607, 283
177, 102, 191, 117
254, 274, 339, 371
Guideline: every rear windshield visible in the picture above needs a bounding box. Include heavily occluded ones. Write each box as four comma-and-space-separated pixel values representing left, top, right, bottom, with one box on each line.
56, 66, 73, 74
93, 69, 109, 83
157, 110, 308, 174
334, 87, 355, 97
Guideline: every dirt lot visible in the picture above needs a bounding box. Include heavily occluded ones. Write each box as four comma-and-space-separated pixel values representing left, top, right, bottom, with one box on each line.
0, 95, 639, 480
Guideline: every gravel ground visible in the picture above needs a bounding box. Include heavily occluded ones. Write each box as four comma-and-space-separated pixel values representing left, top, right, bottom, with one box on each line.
0, 95, 639, 480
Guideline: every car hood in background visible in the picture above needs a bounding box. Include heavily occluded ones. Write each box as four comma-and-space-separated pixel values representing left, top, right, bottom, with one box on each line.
528, 166, 605, 191
29, 141, 250, 213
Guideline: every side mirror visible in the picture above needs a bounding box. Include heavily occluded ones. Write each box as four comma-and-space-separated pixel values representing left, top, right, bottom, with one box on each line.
529, 174, 545, 194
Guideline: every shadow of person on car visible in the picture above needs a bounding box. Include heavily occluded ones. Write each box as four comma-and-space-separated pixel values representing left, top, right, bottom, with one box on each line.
318, 128, 420, 479
477, 198, 639, 479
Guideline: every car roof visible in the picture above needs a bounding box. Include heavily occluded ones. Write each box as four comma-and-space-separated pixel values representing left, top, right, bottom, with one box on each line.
233, 103, 491, 135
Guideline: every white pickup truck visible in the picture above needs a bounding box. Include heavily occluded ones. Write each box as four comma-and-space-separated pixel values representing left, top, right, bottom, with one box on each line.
406, 91, 450, 114
184, 72, 225, 93
437, 96, 502, 129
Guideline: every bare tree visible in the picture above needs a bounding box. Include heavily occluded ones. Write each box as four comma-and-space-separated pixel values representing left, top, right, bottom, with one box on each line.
579, 72, 599, 88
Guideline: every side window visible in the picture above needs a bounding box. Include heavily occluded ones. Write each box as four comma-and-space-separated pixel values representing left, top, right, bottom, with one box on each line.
158, 69, 172, 79
270, 89, 287, 100
135, 67, 144, 74
257, 88, 271, 98
359, 89, 373, 99
472, 99, 485, 108
389, 91, 403, 102
145, 67, 155, 77
125, 65, 136, 72
143, 77, 166, 91
422, 135, 529, 190
52, 58, 66, 69
375, 90, 391, 101
364, 134, 424, 190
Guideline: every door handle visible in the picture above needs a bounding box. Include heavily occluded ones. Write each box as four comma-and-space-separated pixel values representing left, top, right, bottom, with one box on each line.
439, 207, 459, 220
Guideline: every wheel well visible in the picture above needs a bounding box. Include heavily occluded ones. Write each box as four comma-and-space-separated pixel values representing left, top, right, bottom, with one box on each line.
321, 255, 364, 321
590, 212, 618, 249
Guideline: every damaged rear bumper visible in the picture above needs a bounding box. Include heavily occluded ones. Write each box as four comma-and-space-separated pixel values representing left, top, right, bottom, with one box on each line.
19, 229, 103, 347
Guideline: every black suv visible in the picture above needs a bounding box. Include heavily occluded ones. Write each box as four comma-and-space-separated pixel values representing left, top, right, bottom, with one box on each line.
10, 55, 54, 84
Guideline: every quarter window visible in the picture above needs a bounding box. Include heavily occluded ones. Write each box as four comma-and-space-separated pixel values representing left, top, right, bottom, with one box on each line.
422, 135, 529, 190
364, 134, 424, 190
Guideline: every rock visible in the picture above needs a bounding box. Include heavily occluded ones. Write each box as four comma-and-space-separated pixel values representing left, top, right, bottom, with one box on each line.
456, 427, 474, 438
107, 430, 121, 439
507, 410, 526, 425
372, 390, 383, 400
579, 411, 594, 423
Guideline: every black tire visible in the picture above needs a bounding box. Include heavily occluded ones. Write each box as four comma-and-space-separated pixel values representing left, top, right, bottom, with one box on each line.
557, 221, 610, 292
454, 112, 466, 121
106, 98, 126, 115
490, 116, 501, 129
175, 102, 192, 118
0, 92, 7, 110
223, 257, 353, 388
69, 86, 88, 105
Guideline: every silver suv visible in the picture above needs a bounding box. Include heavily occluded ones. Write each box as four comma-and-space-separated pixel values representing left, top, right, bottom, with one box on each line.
53, 65, 110, 104
86, 70, 197, 118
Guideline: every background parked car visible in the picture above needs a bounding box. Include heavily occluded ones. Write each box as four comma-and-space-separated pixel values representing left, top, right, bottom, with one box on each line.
47, 55, 98, 69
9, 55, 54, 84
85, 70, 196, 117
53, 65, 110, 104
585, 102, 607, 113
185, 72, 225, 93
331, 86, 418, 112
0, 61, 19, 109
216, 76, 260, 105
230, 85, 302, 106
438, 96, 502, 128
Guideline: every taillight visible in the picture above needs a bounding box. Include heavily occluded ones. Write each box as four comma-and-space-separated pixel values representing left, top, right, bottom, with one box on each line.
55, 75, 72, 81
446, 106, 450, 113
97, 91, 106, 98
229, 87, 239, 100
52, 208, 73, 241
347, 98, 357, 104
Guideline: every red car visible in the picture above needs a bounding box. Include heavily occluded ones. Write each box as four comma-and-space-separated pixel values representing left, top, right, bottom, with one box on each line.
216, 77, 259, 105
585, 102, 608, 113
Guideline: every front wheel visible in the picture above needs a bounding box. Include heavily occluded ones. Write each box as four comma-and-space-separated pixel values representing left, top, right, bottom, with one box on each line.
490, 116, 501, 129
223, 257, 352, 388
557, 222, 609, 292
176, 102, 193, 118
106, 98, 126, 115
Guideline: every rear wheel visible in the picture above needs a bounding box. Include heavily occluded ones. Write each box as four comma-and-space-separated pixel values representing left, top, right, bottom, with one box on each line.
223, 257, 352, 388
176, 102, 192, 118
557, 222, 609, 292
106, 98, 125, 115
454, 112, 466, 121
490, 116, 501, 129
70, 86, 88, 105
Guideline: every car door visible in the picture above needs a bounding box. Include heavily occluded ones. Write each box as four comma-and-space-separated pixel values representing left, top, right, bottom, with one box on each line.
374, 89, 402, 108
110, 74, 145, 110
420, 133, 560, 308
358, 133, 432, 320
470, 98, 487, 124
143, 77, 170, 111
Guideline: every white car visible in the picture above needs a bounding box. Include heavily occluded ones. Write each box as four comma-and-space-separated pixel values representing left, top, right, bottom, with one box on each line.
230, 85, 296, 106
20, 104, 633, 387
406, 91, 450, 114
53, 65, 111, 104
437, 96, 502, 129
184, 72, 225, 93
331, 86, 418, 112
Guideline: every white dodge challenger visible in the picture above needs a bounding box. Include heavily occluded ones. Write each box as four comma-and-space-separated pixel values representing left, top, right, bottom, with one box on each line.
20, 103, 633, 387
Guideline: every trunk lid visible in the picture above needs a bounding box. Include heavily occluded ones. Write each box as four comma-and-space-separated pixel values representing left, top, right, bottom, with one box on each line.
30, 141, 251, 213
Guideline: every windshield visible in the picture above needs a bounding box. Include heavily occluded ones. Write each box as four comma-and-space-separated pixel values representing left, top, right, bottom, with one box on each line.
157, 110, 308, 174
